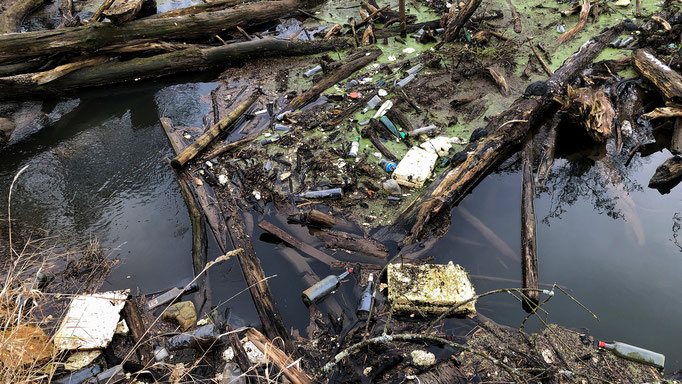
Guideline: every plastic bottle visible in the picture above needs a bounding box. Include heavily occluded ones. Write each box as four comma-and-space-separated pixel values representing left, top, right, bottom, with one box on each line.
304, 65, 322, 77
397, 73, 416, 88
349, 138, 360, 157
302, 269, 352, 305
345, 79, 359, 89
356, 273, 374, 319
166, 324, 218, 351
380, 116, 400, 139
296, 188, 343, 199
54, 365, 102, 384
379, 159, 397, 173
274, 124, 289, 132
146, 282, 198, 311
260, 134, 281, 145
363, 95, 382, 113
373, 100, 393, 119
408, 125, 437, 136
382, 179, 401, 195
406, 63, 423, 75
301, 95, 328, 111
598, 341, 665, 369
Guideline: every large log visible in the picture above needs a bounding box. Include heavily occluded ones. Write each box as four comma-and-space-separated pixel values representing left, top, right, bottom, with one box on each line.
380, 25, 622, 244
0, 0, 45, 33
0, 0, 302, 64
0, 39, 346, 99
521, 138, 539, 310
633, 49, 682, 102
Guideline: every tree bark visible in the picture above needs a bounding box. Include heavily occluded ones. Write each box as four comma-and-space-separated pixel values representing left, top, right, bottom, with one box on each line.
313, 229, 388, 259
0, 0, 45, 33
0, 39, 346, 99
103, 0, 157, 24
443, 0, 482, 42
633, 49, 682, 102
521, 137, 539, 310
0, 0, 302, 65
535, 114, 561, 186
380, 24, 622, 244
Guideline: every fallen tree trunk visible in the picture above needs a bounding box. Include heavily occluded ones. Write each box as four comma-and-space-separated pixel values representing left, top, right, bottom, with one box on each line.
521, 137, 539, 310
289, 49, 381, 110
0, 38, 346, 99
0, 0, 302, 64
0, 0, 45, 33
259, 220, 336, 265
633, 49, 682, 102
380, 24, 622, 244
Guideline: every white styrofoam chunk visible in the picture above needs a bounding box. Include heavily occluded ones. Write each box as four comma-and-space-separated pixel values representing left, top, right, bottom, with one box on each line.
392, 147, 438, 188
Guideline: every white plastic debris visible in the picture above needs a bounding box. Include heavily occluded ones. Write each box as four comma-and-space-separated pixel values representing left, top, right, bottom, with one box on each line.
378, 89, 388, 97
614, 0, 630, 6
402, 47, 416, 54
218, 174, 229, 186
419, 136, 464, 156
411, 350, 436, 367
252, 190, 261, 200
392, 147, 438, 188
114, 319, 129, 335
222, 341, 266, 365
373, 100, 393, 119
557, 24, 565, 33
388, 55, 397, 61
54, 290, 129, 350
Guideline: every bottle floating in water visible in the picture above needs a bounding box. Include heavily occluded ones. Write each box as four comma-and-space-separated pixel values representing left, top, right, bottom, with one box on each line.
302, 269, 352, 305
598, 341, 665, 370
356, 273, 374, 319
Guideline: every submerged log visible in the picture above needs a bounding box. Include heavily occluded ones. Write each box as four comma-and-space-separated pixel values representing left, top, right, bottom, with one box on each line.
314, 229, 388, 259
0, 39, 346, 99
521, 138, 539, 310
172, 91, 259, 168
382, 24, 622, 244
0, 0, 45, 33
0, 0, 302, 65
633, 49, 682, 102
289, 49, 381, 110
259, 220, 336, 265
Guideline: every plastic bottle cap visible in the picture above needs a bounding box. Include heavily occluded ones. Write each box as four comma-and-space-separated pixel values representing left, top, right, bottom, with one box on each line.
349, 92, 359, 99
598, 341, 605, 348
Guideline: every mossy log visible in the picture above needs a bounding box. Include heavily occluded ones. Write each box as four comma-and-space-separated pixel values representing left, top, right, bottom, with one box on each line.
0, 39, 346, 99
0, 0, 301, 65
380, 24, 622, 244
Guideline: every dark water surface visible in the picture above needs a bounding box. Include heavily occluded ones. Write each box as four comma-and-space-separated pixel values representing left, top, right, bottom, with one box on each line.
1, 83, 681, 371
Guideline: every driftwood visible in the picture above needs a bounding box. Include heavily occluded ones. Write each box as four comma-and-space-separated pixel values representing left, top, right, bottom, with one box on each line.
225, 325, 252, 376
0, 0, 45, 33
149, 0, 244, 18
528, 38, 553, 76
381, 25, 622, 244
557, 86, 614, 143
557, 0, 590, 45
362, 124, 398, 161
673, 118, 682, 155
633, 49, 682, 102
172, 92, 259, 168
246, 328, 313, 384
505, 0, 522, 33
289, 49, 382, 110
443, 0, 482, 42
314, 229, 388, 259
486, 67, 511, 96
103, 0, 156, 24
457, 208, 519, 262
122, 300, 153, 363
535, 114, 561, 186
259, 220, 336, 265
91, 0, 116, 21
642, 106, 682, 119
202, 132, 259, 160
521, 138, 539, 309
649, 156, 682, 188
0, 38, 345, 99
386, 105, 416, 132
305, 209, 338, 227
0, 0, 302, 65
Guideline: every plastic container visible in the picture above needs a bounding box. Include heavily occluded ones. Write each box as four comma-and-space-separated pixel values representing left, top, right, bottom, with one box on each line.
166, 324, 218, 351
366, 95, 382, 110
356, 273, 374, 319
274, 124, 289, 131
382, 179, 401, 195
380, 116, 401, 139
397, 73, 416, 88
301, 95, 328, 111
261, 134, 281, 145
406, 63, 423, 75
379, 159, 397, 173
304, 65, 322, 77
392, 147, 438, 188
349, 138, 360, 157
408, 125, 437, 136
146, 283, 198, 311
302, 269, 352, 305
153, 342, 169, 362
345, 79, 359, 89
373, 100, 393, 119
598, 341, 665, 369
296, 188, 343, 199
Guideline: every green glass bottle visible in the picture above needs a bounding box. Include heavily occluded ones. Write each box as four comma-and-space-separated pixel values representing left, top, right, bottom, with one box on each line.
598, 341, 665, 370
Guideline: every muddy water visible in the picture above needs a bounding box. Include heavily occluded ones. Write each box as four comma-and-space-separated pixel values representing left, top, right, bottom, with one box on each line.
1, 90, 681, 371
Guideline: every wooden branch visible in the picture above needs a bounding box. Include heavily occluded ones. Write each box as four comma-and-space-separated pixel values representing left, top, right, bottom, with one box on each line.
289, 49, 381, 109
91, 0, 117, 22
528, 38, 553, 76
258, 220, 336, 265
246, 328, 312, 384
673, 118, 682, 155
535, 114, 561, 186
0, 0, 302, 65
557, 0, 590, 45
202, 132, 259, 160
386, 105, 416, 132
225, 325, 252, 375
172, 91, 259, 168
521, 137, 539, 310
305, 209, 338, 227
0, 0, 46, 33
642, 106, 682, 119
505, 0, 521, 33
0, 39, 345, 98
487, 67, 511, 96
380, 24, 622, 244
123, 299, 153, 363
313, 229, 388, 259
443, 0, 482, 42
103, 0, 155, 24
633, 49, 682, 102
149, 0, 245, 18
361, 125, 398, 162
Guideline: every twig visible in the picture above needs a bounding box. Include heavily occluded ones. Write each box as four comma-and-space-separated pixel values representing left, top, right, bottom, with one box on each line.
528, 38, 553, 76
8, 164, 30, 260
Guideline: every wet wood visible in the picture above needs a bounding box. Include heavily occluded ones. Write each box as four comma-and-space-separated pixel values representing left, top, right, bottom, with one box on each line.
558, 86, 614, 143
673, 118, 682, 155
0, 0, 46, 33
535, 114, 561, 186
225, 325, 253, 376
122, 299, 153, 363
246, 328, 313, 384
505, 0, 521, 33
382, 25, 622, 244
633, 49, 682, 102
203, 132, 259, 160
306, 209, 338, 227
0, 0, 303, 65
521, 137, 539, 310
649, 156, 682, 187
362, 124, 398, 162
259, 220, 336, 265
386, 106, 416, 132
314, 229, 388, 259
289, 49, 381, 110
103, 0, 156, 24
487, 67, 511, 96
172, 92, 259, 168
91, 0, 116, 22
457, 207, 519, 262
557, 0, 590, 45
528, 38, 553, 76
149, 0, 244, 18
443, 0, 482, 42
0, 39, 345, 98
643, 106, 682, 119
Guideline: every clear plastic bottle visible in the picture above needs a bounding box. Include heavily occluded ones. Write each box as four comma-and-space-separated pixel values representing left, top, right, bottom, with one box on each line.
598, 341, 665, 369
382, 179, 401, 195
356, 273, 374, 319
166, 324, 218, 351
302, 269, 352, 305
296, 188, 343, 199
408, 125, 437, 136
349, 138, 360, 157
